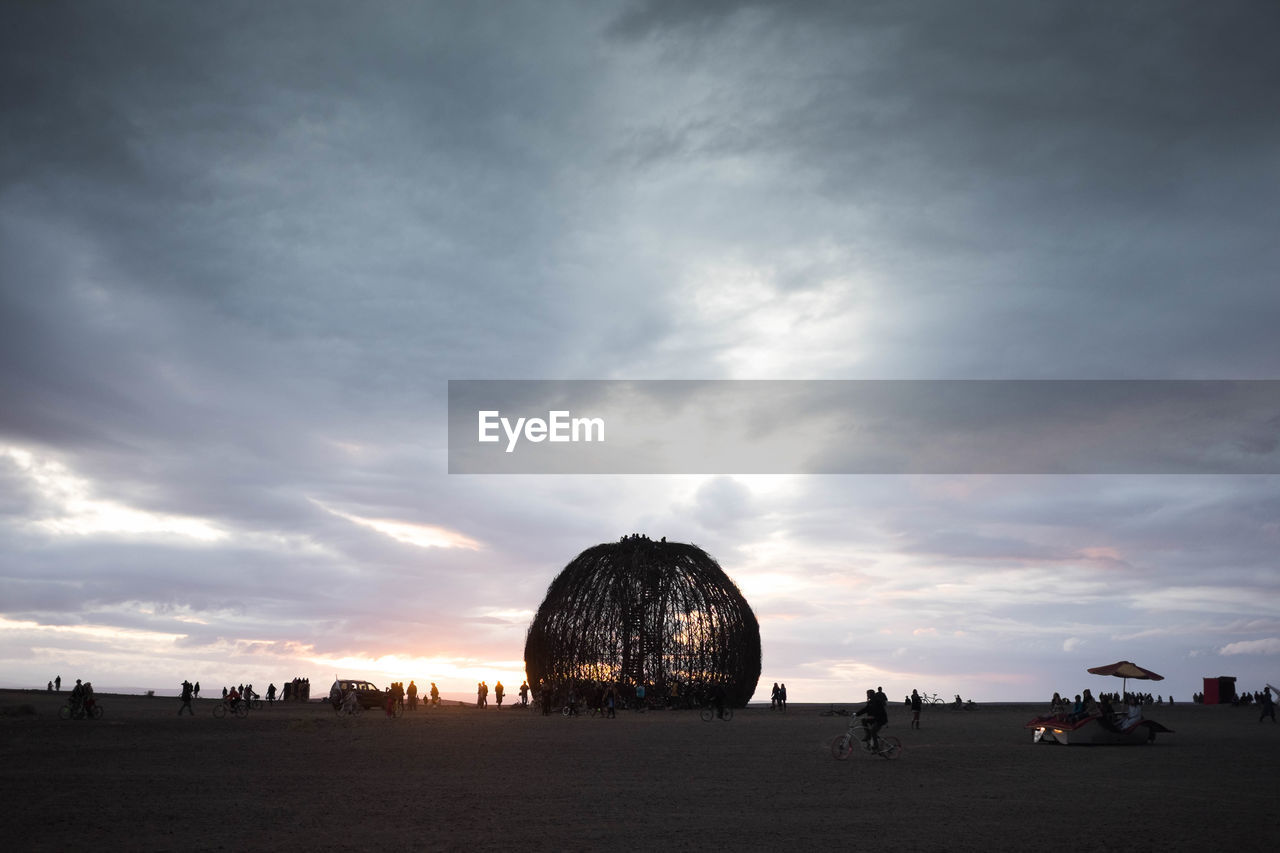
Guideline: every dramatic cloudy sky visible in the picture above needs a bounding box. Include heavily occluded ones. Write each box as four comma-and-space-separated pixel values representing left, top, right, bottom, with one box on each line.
2, 0, 1278, 701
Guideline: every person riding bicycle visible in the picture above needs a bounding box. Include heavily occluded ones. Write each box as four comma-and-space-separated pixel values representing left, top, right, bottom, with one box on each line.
711, 683, 728, 719
226, 685, 241, 712
854, 688, 889, 751
70, 679, 85, 716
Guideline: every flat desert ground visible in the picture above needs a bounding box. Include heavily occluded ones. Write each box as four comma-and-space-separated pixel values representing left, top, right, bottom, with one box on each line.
2, 689, 1276, 851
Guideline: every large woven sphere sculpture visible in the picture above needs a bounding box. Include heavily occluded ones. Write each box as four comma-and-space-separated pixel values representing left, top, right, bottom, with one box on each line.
524, 535, 761, 707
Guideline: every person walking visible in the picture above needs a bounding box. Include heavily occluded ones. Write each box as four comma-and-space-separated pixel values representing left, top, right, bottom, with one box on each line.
910, 689, 922, 729
494, 681, 504, 709
1261, 687, 1276, 723
179, 680, 195, 716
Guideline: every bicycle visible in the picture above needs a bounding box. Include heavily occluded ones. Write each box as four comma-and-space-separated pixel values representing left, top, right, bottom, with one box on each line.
699, 705, 733, 722
213, 699, 248, 719
917, 691, 945, 706
831, 717, 902, 760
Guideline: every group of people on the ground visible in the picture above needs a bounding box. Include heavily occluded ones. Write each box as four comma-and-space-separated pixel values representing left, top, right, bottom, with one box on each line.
769, 682, 788, 710
475, 680, 507, 708
530, 677, 732, 718
63, 678, 97, 719
1191, 686, 1274, 709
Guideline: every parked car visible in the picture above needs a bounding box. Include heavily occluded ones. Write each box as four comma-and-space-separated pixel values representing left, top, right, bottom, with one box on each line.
328, 679, 385, 710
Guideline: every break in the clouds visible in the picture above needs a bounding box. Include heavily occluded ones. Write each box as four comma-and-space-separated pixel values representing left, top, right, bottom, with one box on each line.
1, 1, 1278, 700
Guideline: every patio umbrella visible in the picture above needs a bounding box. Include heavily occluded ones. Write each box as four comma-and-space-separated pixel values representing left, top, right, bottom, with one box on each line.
1087, 660, 1164, 695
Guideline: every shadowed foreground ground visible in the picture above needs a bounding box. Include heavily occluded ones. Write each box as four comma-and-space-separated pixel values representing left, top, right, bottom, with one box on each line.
2, 690, 1276, 851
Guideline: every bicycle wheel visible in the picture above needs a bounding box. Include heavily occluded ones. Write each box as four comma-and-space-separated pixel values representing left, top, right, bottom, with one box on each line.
699, 707, 713, 722
213, 703, 226, 719
721, 707, 734, 722
89, 704, 104, 719
879, 736, 903, 760
59, 705, 71, 720
831, 734, 854, 760
234, 703, 249, 718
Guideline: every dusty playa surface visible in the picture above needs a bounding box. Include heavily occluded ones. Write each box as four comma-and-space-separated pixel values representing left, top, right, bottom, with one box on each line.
2, 689, 1276, 851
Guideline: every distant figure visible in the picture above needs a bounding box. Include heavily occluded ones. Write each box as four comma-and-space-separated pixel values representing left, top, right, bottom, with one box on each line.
539, 679, 551, 716
910, 689, 922, 729
604, 684, 617, 718
430, 682, 440, 707
47, 681, 53, 693
779, 683, 787, 710
1260, 687, 1276, 724
635, 683, 646, 711
227, 685, 241, 712
193, 681, 200, 699
55, 675, 62, 692
71, 679, 85, 714
519, 680, 529, 706
267, 683, 276, 705
495, 681, 504, 708
770, 682, 780, 710
407, 680, 418, 711
179, 680, 194, 716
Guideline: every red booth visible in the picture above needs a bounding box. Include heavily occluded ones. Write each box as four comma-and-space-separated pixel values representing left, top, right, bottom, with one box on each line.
1202, 676, 1237, 704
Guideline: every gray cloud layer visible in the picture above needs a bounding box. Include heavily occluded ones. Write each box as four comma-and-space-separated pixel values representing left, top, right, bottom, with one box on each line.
2, 1, 1278, 697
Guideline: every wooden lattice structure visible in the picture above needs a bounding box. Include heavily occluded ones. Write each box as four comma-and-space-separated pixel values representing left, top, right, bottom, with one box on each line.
524, 536, 761, 707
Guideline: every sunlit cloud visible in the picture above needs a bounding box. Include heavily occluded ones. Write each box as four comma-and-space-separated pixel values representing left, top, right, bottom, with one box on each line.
2, 445, 226, 542
0, 615, 187, 647
312, 500, 482, 550
1220, 638, 1280, 656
